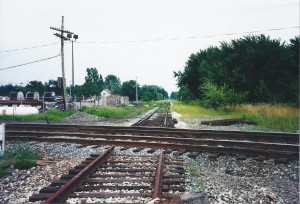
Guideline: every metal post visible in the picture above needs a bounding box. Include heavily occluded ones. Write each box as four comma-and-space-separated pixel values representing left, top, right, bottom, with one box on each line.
72, 40, 74, 95
43, 96, 45, 113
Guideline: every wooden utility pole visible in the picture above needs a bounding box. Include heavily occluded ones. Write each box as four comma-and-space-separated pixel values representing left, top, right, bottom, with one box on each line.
50, 16, 74, 110
61, 16, 67, 110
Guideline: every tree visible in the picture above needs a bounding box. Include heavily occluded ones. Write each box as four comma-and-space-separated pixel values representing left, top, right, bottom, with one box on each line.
25, 80, 45, 94
140, 85, 168, 101
121, 80, 139, 101
104, 75, 121, 95
44, 79, 61, 96
80, 68, 105, 96
170, 92, 177, 100
0, 84, 24, 96
174, 34, 299, 104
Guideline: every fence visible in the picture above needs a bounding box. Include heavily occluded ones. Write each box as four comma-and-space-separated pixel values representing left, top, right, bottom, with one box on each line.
0, 94, 130, 112
71, 95, 130, 109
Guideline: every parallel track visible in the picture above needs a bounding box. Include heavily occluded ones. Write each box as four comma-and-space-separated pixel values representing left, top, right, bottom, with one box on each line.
5, 123, 299, 160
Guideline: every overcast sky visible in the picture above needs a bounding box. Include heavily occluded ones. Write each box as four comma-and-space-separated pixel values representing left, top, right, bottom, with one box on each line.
0, 0, 299, 95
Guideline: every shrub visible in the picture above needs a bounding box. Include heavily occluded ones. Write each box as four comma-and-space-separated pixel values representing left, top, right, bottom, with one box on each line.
200, 81, 248, 108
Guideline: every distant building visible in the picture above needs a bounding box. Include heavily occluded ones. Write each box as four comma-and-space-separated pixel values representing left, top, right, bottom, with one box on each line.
100, 89, 111, 97
99, 89, 129, 106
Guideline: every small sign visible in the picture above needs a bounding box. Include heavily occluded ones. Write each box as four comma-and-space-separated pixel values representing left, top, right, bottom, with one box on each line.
0, 123, 5, 156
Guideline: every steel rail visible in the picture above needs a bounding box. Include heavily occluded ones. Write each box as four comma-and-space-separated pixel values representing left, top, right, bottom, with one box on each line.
5, 123, 299, 160
6, 135, 299, 159
30, 153, 186, 203
153, 152, 164, 199
132, 107, 161, 126
6, 124, 299, 144
6, 131, 299, 152
43, 146, 114, 204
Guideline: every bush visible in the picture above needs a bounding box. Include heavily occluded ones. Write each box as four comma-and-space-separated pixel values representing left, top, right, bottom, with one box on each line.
200, 82, 248, 108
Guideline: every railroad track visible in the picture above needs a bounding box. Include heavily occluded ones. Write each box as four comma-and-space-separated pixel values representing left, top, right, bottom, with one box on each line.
5, 123, 299, 160
132, 107, 161, 126
29, 146, 186, 203
132, 103, 173, 127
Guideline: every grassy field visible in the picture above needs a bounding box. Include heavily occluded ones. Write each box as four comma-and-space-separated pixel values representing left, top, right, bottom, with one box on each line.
171, 101, 299, 132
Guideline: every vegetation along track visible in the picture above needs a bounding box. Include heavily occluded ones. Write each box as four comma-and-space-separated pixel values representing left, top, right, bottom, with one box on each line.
29, 146, 186, 203
5, 123, 299, 161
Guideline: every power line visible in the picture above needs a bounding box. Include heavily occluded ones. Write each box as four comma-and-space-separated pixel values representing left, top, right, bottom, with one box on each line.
78, 26, 300, 44
0, 54, 60, 71
0, 43, 59, 54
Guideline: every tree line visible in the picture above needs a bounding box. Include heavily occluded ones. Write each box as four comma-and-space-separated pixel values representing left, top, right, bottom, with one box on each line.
0, 67, 168, 101
174, 34, 299, 107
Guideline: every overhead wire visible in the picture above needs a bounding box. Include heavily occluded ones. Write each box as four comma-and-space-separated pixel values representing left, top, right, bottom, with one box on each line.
0, 25, 298, 71
0, 53, 60, 71
78, 26, 300, 44
0, 43, 58, 54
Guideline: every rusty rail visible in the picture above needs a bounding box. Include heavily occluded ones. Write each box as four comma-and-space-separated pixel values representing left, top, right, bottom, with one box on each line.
132, 107, 160, 126
30, 153, 186, 203
5, 123, 300, 160
43, 146, 114, 204
153, 152, 164, 199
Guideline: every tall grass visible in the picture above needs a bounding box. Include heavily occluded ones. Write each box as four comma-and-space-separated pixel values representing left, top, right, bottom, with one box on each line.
171, 101, 299, 132
233, 104, 299, 132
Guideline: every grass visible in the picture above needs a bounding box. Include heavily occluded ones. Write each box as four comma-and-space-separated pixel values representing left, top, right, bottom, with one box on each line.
81, 103, 156, 118
0, 144, 42, 177
171, 101, 220, 118
0, 109, 75, 121
171, 100, 299, 132
187, 160, 200, 177
235, 105, 299, 132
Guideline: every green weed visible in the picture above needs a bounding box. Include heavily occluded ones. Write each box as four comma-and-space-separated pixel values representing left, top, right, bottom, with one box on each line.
188, 160, 200, 177
0, 144, 42, 176
193, 178, 203, 192
81, 104, 153, 118
187, 160, 203, 192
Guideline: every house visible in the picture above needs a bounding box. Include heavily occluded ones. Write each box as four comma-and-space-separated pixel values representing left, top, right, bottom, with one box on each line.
100, 89, 111, 97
